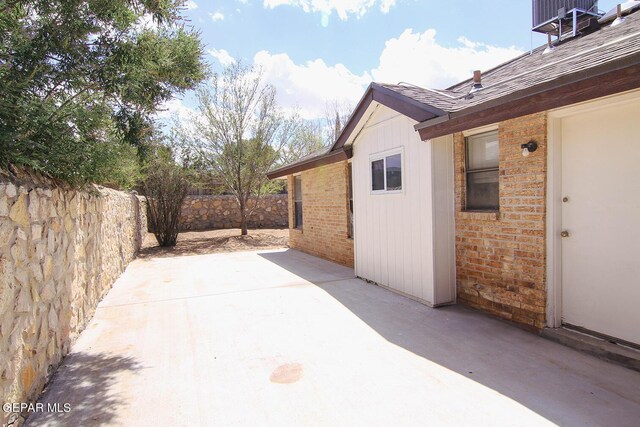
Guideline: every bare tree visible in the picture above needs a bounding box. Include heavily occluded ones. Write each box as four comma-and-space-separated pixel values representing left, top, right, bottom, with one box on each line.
187, 62, 297, 235
323, 99, 353, 143
278, 115, 324, 165
278, 99, 353, 166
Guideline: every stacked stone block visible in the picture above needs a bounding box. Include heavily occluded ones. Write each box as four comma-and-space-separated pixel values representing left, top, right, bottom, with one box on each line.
0, 173, 146, 426
179, 195, 288, 231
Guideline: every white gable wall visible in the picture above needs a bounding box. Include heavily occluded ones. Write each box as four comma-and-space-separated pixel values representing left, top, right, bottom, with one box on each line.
351, 105, 455, 306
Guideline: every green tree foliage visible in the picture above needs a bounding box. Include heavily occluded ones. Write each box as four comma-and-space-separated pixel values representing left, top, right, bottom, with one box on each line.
0, 0, 207, 187
141, 144, 190, 247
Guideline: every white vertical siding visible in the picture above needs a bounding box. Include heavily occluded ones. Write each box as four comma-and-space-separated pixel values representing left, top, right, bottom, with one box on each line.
431, 135, 456, 304
352, 105, 455, 306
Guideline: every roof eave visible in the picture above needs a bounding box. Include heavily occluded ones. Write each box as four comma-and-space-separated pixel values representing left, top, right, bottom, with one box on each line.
266, 147, 352, 179
268, 81, 449, 178
331, 83, 446, 151
415, 53, 640, 140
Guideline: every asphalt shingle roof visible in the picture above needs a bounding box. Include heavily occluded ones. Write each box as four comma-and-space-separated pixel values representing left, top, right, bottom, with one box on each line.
269, 7, 640, 177
377, 9, 640, 115
374, 83, 458, 112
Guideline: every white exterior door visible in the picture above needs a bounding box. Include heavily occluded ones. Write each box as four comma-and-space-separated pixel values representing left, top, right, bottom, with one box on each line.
560, 99, 640, 345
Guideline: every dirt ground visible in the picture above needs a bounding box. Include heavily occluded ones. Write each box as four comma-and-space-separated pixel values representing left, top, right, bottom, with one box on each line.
139, 228, 289, 258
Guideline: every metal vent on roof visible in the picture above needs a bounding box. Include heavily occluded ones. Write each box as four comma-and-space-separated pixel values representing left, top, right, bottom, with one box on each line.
599, 1, 640, 24
532, 0, 602, 37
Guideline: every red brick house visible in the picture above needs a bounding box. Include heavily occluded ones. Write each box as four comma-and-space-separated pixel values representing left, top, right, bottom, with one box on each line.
268, 3, 640, 347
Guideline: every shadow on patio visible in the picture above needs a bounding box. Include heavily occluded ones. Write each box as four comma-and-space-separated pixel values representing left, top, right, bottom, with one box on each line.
25, 352, 143, 426
259, 249, 640, 427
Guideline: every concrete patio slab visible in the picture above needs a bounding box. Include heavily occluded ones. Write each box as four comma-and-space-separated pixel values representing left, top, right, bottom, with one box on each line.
27, 249, 640, 426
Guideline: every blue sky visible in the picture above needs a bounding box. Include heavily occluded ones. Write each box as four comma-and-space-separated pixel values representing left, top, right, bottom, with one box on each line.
162, 0, 620, 121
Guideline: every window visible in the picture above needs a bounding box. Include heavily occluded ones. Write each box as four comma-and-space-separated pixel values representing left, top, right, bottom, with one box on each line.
371, 150, 402, 193
465, 130, 499, 211
348, 163, 353, 238
294, 175, 303, 228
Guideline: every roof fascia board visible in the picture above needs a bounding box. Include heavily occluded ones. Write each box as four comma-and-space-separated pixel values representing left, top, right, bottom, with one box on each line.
266, 149, 350, 179
414, 113, 450, 130
416, 56, 640, 140
343, 102, 380, 148
332, 83, 443, 151
331, 85, 375, 151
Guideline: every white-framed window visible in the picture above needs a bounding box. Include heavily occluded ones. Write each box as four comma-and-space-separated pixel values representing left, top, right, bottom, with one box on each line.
370, 148, 403, 194
465, 130, 499, 211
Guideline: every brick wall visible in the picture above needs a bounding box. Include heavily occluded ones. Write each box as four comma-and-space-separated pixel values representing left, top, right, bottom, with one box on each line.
287, 161, 354, 267
454, 112, 547, 330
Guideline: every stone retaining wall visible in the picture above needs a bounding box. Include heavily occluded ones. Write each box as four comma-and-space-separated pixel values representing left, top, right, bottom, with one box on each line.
180, 195, 288, 230
0, 172, 146, 426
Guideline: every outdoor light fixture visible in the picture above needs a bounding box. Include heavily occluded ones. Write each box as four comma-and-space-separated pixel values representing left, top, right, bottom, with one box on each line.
521, 140, 538, 157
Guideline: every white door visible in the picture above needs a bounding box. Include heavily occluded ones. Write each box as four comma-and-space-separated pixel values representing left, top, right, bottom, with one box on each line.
561, 100, 640, 346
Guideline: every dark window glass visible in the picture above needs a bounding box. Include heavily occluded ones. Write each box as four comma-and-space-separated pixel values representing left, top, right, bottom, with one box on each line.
386, 154, 402, 190
294, 176, 303, 228
371, 159, 384, 191
348, 163, 353, 238
294, 202, 303, 228
466, 171, 499, 210
466, 131, 499, 211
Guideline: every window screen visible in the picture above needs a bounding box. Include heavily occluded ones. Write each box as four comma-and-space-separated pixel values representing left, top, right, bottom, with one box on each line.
294, 175, 303, 228
386, 154, 402, 191
465, 131, 499, 211
371, 159, 384, 191
348, 163, 354, 238
371, 152, 402, 192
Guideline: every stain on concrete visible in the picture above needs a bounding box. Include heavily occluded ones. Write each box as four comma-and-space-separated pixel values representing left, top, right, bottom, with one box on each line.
270, 363, 303, 384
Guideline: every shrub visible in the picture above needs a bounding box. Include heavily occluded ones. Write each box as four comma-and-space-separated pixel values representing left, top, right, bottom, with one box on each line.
142, 154, 190, 247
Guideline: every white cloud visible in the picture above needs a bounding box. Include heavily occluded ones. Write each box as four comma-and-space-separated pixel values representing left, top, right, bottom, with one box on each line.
210, 12, 225, 21
380, 0, 395, 13
208, 48, 236, 66
263, 0, 397, 20
184, 1, 199, 10
246, 29, 522, 119
253, 50, 371, 119
186, 27, 523, 124
156, 98, 197, 123
371, 29, 524, 89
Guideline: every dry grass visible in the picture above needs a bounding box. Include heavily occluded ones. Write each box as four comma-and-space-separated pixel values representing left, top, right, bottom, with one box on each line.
139, 228, 288, 258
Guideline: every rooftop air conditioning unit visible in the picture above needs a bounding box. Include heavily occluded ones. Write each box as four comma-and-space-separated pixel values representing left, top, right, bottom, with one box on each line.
532, 0, 601, 36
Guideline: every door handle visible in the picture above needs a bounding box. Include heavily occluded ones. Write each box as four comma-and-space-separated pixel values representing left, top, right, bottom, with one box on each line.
561, 230, 570, 238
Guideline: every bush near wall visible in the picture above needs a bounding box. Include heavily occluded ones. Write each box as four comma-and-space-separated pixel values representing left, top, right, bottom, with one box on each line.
179, 195, 288, 231
0, 171, 146, 426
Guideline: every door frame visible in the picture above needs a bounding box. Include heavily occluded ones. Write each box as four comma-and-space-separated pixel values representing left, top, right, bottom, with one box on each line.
546, 88, 640, 328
